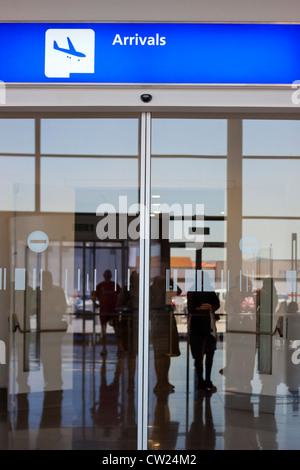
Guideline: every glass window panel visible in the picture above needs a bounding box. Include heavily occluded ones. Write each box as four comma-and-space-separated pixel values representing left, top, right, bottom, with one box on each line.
202, 246, 227, 262
243, 159, 300, 217
203, 221, 226, 243
6, 117, 140, 450
242, 219, 300, 265
242, 219, 300, 338
243, 120, 300, 156
151, 119, 227, 155
151, 158, 227, 215
41, 157, 139, 213
0, 119, 35, 154
41, 119, 139, 156
149, 118, 228, 449
0, 156, 35, 211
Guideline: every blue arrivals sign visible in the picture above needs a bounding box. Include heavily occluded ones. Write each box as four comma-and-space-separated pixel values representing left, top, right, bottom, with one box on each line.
0, 23, 300, 84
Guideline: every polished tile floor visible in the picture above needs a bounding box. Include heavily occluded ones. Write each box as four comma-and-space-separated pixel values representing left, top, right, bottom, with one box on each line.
2, 335, 300, 450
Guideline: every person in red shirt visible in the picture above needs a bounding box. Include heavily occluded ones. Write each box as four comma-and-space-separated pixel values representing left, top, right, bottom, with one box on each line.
92, 269, 121, 355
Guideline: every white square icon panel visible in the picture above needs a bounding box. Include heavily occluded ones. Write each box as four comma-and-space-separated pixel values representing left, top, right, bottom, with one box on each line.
45, 29, 95, 78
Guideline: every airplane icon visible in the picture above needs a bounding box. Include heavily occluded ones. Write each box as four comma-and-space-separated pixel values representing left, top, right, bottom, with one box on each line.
53, 37, 86, 58
45, 28, 95, 77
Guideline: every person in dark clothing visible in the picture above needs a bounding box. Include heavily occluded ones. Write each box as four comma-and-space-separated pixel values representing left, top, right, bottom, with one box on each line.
187, 273, 220, 392
117, 271, 139, 392
150, 275, 181, 393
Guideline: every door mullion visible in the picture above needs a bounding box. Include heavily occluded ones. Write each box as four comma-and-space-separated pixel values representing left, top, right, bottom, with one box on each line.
137, 112, 151, 450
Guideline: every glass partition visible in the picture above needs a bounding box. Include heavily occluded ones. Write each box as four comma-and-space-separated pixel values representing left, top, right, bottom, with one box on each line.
148, 116, 300, 451
0, 157, 35, 211
148, 118, 227, 449
0, 119, 35, 154
41, 118, 139, 156
1, 116, 140, 450
243, 119, 300, 157
1, 114, 300, 451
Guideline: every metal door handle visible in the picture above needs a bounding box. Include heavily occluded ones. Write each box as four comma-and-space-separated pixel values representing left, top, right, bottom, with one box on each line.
12, 314, 68, 334
226, 316, 284, 337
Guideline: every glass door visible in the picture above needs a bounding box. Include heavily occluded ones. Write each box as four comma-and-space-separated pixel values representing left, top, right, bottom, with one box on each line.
1, 115, 141, 449
3, 113, 300, 451
147, 115, 300, 451
148, 116, 228, 449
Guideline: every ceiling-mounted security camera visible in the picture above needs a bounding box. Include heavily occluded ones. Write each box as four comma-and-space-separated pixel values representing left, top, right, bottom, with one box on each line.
140, 94, 152, 103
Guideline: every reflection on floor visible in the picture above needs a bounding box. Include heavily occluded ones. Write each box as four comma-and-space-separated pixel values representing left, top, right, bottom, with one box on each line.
3, 336, 300, 450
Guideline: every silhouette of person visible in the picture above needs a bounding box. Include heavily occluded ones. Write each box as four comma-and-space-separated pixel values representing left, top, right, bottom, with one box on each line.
39, 271, 68, 391
256, 277, 278, 321
92, 269, 121, 356
15, 275, 36, 393
148, 391, 179, 450
39, 390, 63, 430
186, 394, 216, 450
187, 271, 220, 392
256, 277, 278, 374
117, 271, 139, 391
90, 356, 121, 437
150, 275, 181, 394
91, 352, 137, 448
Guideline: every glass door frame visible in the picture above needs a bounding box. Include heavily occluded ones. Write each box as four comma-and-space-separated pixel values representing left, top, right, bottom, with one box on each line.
3, 110, 300, 450
137, 112, 151, 449
1, 110, 148, 449
141, 110, 300, 449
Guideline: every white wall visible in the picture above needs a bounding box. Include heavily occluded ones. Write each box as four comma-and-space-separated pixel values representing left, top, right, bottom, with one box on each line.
3, 85, 300, 113
1, 0, 300, 22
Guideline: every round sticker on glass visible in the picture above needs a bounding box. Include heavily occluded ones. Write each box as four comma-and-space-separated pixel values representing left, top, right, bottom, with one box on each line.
27, 231, 49, 253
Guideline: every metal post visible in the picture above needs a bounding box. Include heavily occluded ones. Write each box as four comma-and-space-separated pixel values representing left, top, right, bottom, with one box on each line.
137, 112, 151, 450
292, 233, 297, 302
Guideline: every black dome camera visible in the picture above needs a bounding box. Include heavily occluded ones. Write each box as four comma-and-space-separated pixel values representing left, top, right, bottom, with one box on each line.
140, 94, 152, 103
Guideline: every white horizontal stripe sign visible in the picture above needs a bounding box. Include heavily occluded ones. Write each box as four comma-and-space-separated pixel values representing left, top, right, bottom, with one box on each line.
15, 268, 26, 291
